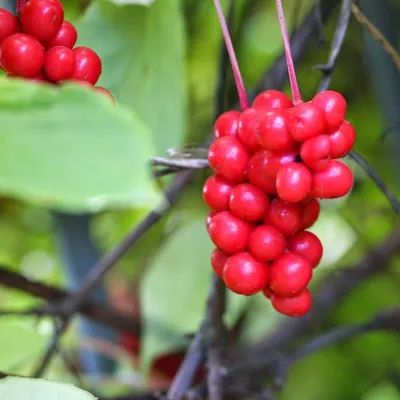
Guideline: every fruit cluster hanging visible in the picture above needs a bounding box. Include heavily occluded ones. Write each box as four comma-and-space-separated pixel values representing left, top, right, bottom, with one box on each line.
0, 2, 114, 102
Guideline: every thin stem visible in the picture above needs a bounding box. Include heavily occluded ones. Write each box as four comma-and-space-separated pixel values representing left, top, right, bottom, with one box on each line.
275, 0, 302, 104
212, 0, 249, 110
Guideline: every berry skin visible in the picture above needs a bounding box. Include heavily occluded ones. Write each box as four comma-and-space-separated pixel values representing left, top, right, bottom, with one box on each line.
206, 210, 218, 231
301, 198, 320, 229
214, 110, 241, 139
44, 45, 75, 82
328, 120, 356, 159
95, 86, 115, 103
211, 248, 229, 278
43, 21, 77, 49
247, 150, 277, 194
0, 9, 19, 45
248, 225, 286, 262
264, 198, 303, 236
276, 162, 312, 203
287, 231, 323, 268
269, 252, 313, 297
229, 183, 269, 222
223, 252, 269, 296
208, 136, 250, 184
71, 46, 102, 85
312, 90, 346, 132
300, 135, 332, 171
237, 107, 263, 153
208, 211, 252, 254
271, 289, 312, 317
263, 150, 297, 178
253, 90, 293, 110
310, 160, 353, 199
287, 102, 325, 142
20, 0, 64, 41
6, 71, 49, 83
202, 175, 234, 212
0, 33, 45, 77
262, 286, 273, 299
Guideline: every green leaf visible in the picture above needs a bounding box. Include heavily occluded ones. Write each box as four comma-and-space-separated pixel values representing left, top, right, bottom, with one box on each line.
0, 79, 160, 212
361, 382, 400, 400
105, 0, 155, 5
76, 0, 187, 155
0, 377, 96, 399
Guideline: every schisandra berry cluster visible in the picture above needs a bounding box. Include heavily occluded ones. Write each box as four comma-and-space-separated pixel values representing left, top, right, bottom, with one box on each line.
203, 89, 356, 317
0, 3, 114, 102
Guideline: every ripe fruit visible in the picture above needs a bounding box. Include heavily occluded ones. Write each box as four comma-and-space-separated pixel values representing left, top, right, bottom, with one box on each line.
312, 90, 346, 132
0, 33, 44, 77
211, 248, 229, 278
206, 210, 218, 231
44, 45, 75, 82
223, 252, 269, 295
71, 46, 102, 85
208, 211, 252, 254
43, 20, 77, 49
0, 9, 18, 44
238, 107, 263, 153
202, 175, 234, 212
252, 89, 293, 110
328, 120, 356, 159
269, 252, 313, 297
300, 135, 332, 171
301, 198, 320, 229
214, 110, 241, 138
287, 231, 323, 268
248, 225, 286, 262
271, 289, 312, 317
247, 150, 277, 194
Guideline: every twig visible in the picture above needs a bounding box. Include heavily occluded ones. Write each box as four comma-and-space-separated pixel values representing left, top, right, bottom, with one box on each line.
151, 157, 209, 170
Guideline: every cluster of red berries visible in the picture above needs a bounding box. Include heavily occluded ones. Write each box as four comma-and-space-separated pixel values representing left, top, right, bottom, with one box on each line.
0, 2, 114, 102
203, 89, 356, 317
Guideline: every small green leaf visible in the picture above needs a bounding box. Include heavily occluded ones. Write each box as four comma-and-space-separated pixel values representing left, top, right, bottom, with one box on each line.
0, 79, 160, 212
0, 377, 97, 399
105, 0, 154, 5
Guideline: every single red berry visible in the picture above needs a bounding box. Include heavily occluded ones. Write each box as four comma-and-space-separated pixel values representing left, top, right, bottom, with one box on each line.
328, 120, 356, 159
269, 252, 313, 297
310, 160, 353, 199
229, 183, 269, 222
253, 89, 293, 110
301, 198, 320, 229
71, 46, 102, 85
312, 90, 346, 132
247, 150, 277, 194
248, 225, 286, 262
276, 162, 312, 203
20, 0, 64, 41
208, 211, 252, 254
287, 231, 323, 268
264, 198, 303, 236
223, 252, 269, 296
43, 20, 77, 49
0, 33, 44, 77
202, 175, 234, 212
262, 286, 273, 299
0, 9, 19, 45
271, 289, 312, 317
259, 109, 296, 151
206, 210, 218, 231
287, 102, 325, 142
95, 86, 115, 103
208, 136, 250, 184
211, 248, 229, 278
44, 45, 75, 82
214, 110, 241, 139
237, 107, 263, 153
300, 135, 332, 171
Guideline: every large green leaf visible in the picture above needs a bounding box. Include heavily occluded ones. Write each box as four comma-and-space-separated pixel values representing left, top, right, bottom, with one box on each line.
76, 0, 187, 155
0, 377, 96, 399
0, 79, 160, 212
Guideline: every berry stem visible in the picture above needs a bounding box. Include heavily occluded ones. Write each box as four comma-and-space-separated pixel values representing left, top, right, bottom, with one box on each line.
275, 0, 302, 105
212, 0, 249, 110
17, 0, 27, 13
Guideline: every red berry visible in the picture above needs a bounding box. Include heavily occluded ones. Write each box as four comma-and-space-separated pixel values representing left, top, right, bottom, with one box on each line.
263, 150, 298, 178
271, 289, 312, 317
0, 33, 44, 77
310, 160, 353, 199
6, 71, 49, 83
249, 225, 286, 262
269, 252, 313, 297
206, 210, 217, 231
214, 110, 241, 139
262, 286, 273, 299
211, 248, 229, 278
95, 86, 115, 103
208, 136, 250, 184
208, 211, 252, 254
300, 135, 332, 171
229, 183, 269, 222
259, 109, 296, 151
253, 90, 293, 110
328, 120, 356, 159
44, 45, 75, 82
71, 46, 102, 85
247, 150, 277, 194
20, 0, 64, 41
301, 198, 320, 229
202, 175, 234, 212
287, 102, 325, 142
312, 90, 346, 132
287, 231, 323, 268
276, 162, 312, 203
43, 20, 77, 49
0, 9, 19, 45
237, 107, 263, 153
223, 252, 269, 296
264, 198, 303, 236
